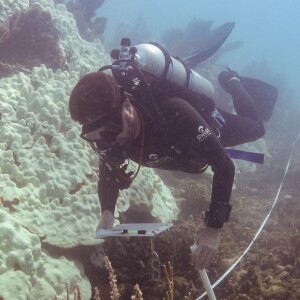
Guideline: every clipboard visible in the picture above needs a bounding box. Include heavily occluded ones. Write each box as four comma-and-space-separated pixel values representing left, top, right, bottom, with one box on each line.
96, 223, 173, 238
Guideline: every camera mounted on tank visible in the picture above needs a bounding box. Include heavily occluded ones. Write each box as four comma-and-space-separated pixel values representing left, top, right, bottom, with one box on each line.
110, 38, 137, 72
106, 38, 146, 95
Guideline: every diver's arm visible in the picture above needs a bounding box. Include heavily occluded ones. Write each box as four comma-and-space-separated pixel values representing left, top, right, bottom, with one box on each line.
163, 97, 235, 269
190, 124, 235, 269
98, 160, 133, 220
206, 153, 235, 228
161, 97, 235, 227
97, 161, 134, 230
160, 97, 235, 269
98, 161, 120, 214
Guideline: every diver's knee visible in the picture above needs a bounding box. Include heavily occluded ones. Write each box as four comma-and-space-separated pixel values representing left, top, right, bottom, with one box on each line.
255, 121, 265, 140
258, 121, 265, 138
224, 154, 235, 176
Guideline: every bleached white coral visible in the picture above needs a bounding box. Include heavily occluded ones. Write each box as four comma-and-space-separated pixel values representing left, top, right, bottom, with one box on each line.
0, 0, 179, 298
0, 0, 29, 19
0, 0, 178, 247
0, 210, 91, 299
117, 167, 179, 223
0, 66, 102, 247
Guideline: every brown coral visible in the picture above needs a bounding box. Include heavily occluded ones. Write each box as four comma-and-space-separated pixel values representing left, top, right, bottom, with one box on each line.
0, 196, 20, 212
66, 0, 106, 42
0, 6, 65, 78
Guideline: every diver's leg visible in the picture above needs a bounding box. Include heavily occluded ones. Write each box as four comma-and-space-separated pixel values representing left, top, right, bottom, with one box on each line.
229, 80, 260, 121
218, 70, 265, 147
218, 71, 259, 121
218, 108, 265, 147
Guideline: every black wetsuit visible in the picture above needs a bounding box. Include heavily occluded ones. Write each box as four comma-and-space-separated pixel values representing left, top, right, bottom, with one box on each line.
98, 80, 265, 228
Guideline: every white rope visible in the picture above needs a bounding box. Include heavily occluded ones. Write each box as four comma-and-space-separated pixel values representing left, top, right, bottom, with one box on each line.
195, 131, 300, 300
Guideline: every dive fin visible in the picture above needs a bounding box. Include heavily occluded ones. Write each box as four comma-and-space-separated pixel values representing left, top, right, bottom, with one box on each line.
240, 77, 278, 121
183, 22, 235, 68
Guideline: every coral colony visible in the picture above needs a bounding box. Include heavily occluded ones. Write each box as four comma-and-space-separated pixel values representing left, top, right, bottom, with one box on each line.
0, 0, 178, 298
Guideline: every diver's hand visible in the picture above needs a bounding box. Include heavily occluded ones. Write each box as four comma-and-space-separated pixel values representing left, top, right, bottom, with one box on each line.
191, 227, 221, 269
97, 210, 114, 231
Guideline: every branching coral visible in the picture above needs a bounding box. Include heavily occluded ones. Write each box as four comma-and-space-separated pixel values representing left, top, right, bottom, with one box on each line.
163, 262, 174, 300
104, 256, 121, 300
48, 256, 199, 300
94, 287, 101, 300
73, 283, 82, 300
131, 284, 143, 300
53, 283, 82, 300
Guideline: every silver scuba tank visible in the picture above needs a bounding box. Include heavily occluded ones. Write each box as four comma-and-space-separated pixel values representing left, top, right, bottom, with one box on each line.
132, 43, 215, 101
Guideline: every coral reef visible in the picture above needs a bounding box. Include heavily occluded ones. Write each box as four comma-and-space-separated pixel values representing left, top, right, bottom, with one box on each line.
94, 219, 201, 299
90, 176, 300, 299
0, 5, 65, 78
0, 210, 91, 300
131, 284, 143, 300
163, 262, 174, 300
0, 0, 177, 247
104, 256, 121, 300
0, 0, 178, 298
65, 0, 107, 42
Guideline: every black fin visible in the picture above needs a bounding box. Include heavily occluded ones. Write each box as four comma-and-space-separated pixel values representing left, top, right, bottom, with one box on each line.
183, 22, 235, 68
240, 77, 278, 121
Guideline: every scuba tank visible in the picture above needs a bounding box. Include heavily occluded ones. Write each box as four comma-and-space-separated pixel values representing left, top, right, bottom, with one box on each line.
130, 42, 215, 100
99, 38, 216, 120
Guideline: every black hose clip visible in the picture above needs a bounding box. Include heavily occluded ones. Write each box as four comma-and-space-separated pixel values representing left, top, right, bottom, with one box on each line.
116, 164, 134, 190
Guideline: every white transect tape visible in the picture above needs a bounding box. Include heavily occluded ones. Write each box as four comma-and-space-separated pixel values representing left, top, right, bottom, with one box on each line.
195, 131, 300, 300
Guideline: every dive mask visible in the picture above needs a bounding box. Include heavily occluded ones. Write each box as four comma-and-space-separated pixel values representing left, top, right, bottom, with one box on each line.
81, 112, 128, 165
80, 112, 123, 148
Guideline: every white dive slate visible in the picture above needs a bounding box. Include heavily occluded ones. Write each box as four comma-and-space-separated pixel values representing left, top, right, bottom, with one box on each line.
96, 223, 173, 238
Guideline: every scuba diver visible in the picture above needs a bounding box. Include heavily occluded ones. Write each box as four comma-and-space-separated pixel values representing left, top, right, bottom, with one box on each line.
68, 24, 278, 270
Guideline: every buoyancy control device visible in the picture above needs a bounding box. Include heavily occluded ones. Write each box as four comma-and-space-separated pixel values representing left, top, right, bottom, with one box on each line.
99, 38, 216, 120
